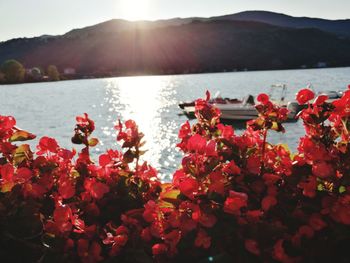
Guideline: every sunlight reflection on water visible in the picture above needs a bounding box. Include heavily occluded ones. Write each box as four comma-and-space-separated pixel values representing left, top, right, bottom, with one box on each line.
103, 76, 179, 181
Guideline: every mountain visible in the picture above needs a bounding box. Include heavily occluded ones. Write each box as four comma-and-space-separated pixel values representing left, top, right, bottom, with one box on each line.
215, 11, 350, 37
1, 11, 350, 78
63, 18, 196, 38
63, 11, 350, 39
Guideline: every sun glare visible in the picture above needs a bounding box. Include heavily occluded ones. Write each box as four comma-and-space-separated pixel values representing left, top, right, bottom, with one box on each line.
119, 0, 151, 21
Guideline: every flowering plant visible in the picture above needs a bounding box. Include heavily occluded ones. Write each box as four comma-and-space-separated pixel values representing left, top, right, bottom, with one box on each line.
1, 87, 350, 262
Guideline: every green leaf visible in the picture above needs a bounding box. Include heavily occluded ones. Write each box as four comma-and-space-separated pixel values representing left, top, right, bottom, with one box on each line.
339, 186, 346, 194
317, 184, 325, 191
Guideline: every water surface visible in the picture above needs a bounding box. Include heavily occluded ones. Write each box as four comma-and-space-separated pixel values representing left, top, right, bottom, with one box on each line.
1, 67, 349, 180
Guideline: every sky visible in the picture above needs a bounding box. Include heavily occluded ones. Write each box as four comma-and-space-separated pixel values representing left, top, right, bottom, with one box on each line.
1, 0, 349, 42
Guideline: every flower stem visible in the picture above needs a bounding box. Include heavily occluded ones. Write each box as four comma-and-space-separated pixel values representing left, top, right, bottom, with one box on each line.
260, 128, 268, 176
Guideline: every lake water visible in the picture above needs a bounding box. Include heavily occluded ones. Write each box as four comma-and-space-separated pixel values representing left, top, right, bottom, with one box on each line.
1, 67, 349, 181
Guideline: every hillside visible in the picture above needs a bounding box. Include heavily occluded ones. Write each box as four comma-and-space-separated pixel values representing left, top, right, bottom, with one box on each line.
1, 12, 350, 77
216, 11, 350, 37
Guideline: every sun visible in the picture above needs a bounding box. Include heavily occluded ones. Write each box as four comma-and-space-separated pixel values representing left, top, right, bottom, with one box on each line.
119, 0, 151, 21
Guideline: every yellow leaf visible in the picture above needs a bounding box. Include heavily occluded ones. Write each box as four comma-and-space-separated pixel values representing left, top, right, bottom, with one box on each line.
161, 183, 172, 192
70, 169, 80, 178
160, 188, 180, 204
13, 144, 33, 165
158, 200, 175, 209
88, 138, 99, 147
1, 182, 14, 193
9, 130, 36, 142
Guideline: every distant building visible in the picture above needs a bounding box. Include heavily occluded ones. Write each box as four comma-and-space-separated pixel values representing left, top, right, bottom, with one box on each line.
64, 67, 76, 75
26, 67, 42, 80
317, 62, 327, 68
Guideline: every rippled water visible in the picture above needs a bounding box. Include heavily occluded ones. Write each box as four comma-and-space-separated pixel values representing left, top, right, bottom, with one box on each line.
1, 67, 349, 180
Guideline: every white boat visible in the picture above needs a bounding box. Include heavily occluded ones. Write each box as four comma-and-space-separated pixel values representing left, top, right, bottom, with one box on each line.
183, 94, 258, 120
183, 84, 299, 121
184, 105, 258, 120
212, 103, 258, 120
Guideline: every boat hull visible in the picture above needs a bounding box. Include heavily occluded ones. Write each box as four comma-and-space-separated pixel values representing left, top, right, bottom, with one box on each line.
183, 105, 258, 121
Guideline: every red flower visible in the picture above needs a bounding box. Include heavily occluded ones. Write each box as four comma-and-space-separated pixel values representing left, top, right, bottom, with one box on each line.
23, 182, 47, 199
296, 88, 314, 104
245, 239, 260, 256
1, 163, 14, 184
58, 179, 75, 199
257, 93, 269, 105
224, 190, 248, 215
141, 227, 152, 242
208, 172, 226, 195
116, 119, 143, 148
261, 195, 277, 211
76, 113, 95, 134
332, 93, 350, 118
314, 95, 328, 105
246, 210, 263, 223
178, 121, 191, 139
99, 153, 112, 166
223, 160, 241, 175
179, 177, 199, 199
84, 178, 110, 199
48, 205, 73, 234
164, 230, 181, 248
205, 140, 217, 157
195, 229, 211, 249
0, 116, 16, 141
247, 156, 261, 174
273, 239, 294, 262
77, 239, 103, 263
217, 124, 234, 140
15, 167, 33, 183
198, 213, 217, 228
0, 115, 16, 130
298, 176, 317, 198
194, 93, 221, 123
298, 225, 314, 239
309, 214, 327, 231
331, 196, 350, 225
143, 200, 158, 223
152, 243, 168, 255
37, 136, 59, 154
263, 173, 281, 185
187, 134, 206, 153
312, 161, 334, 178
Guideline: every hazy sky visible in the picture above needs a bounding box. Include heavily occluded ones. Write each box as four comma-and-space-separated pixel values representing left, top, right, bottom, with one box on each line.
1, 0, 349, 42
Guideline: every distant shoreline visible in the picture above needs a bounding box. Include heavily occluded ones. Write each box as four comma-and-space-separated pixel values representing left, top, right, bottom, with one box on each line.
1, 65, 349, 85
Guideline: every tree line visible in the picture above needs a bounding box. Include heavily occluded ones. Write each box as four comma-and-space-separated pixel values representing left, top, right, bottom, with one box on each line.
0, 59, 60, 84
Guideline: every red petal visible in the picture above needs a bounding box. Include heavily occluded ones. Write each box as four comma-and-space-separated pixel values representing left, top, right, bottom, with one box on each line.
257, 93, 269, 104
296, 88, 315, 104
